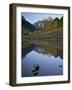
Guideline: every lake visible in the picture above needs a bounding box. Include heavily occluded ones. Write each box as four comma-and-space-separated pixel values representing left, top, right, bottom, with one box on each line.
21, 44, 63, 77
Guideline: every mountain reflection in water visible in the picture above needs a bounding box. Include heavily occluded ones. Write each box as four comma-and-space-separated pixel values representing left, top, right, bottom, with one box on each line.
22, 44, 63, 77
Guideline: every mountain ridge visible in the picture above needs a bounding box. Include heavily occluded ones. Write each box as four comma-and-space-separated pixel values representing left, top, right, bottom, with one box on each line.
22, 16, 63, 33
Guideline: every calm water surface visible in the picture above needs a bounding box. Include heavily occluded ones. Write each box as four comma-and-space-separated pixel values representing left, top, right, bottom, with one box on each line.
22, 45, 63, 77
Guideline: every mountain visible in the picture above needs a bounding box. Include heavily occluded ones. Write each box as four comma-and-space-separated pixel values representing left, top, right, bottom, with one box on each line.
22, 16, 36, 32
22, 16, 63, 34
41, 17, 63, 32
33, 16, 54, 29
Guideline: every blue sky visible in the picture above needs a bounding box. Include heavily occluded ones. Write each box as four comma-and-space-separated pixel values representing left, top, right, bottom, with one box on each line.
21, 12, 63, 24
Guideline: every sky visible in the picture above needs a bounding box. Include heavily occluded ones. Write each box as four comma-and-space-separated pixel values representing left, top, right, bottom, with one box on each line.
21, 12, 63, 24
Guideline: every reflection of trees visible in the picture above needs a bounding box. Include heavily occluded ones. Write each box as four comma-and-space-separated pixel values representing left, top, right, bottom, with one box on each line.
22, 41, 63, 59
40, 44, 63, 58
22, 43, 35, 59
34, 44, 63, 59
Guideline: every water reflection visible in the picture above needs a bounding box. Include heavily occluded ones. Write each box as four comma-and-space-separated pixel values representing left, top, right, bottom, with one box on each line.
22, 44, 63, 77
32, 64, 40, 76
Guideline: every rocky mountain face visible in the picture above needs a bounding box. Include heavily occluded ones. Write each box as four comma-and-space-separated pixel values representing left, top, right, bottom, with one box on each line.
33, 17, 54, 29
